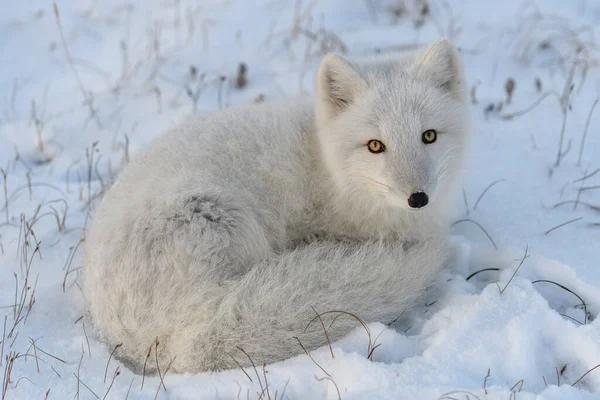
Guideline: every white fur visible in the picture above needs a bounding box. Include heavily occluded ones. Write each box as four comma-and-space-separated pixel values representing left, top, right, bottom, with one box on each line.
82, 39, 469, 373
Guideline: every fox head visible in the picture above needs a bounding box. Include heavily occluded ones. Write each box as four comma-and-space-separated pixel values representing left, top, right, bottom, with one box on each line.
315, 39, 469, 217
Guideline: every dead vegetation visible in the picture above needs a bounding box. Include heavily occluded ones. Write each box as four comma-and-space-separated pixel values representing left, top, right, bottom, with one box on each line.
0, 0, 598, 398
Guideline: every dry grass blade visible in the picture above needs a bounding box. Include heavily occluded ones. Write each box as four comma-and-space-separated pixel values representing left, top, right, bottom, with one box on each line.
574, 168, 600, 183
452, 219, 498, 250
236, 346, 264, 395
0, 316, 5, 368
82, 323, 91, 357
572, 363, 600, 386
293, 336, 331, 377
500, 91, 560, 120
227, 352, 254, 382
306, 310, 374, 360
510, 379, 524, 392
544, 217, 583, 235
154, 338, 166, 392
75, 354, 83, 400
500, 245, 529, 294
560, 313, 583, 325
52, 2, 103, 129
577, 98, 599, 166
262, 363, 271, 400
0, 168, 8, 224
102, 367, 120, 400
153, 357, 176, 400
309, 306, 334, 359
552, 200, 600, 212
438, 390, 482, 400
466, 268, 500, 281
532, 279, 588, 324
473, 179, 505, 211
314, 375, 341, 400
72, 373, 100, 399
125, 376, 135, 400
104, 343, 122, 383
140, 344, 152, 390
580, 185, 600, 192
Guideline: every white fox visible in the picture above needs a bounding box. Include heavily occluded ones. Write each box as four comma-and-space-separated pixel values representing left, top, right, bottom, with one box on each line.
82, 39, 470, 373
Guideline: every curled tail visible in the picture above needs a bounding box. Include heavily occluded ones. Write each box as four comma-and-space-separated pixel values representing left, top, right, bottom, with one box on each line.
175, 237, 450, 372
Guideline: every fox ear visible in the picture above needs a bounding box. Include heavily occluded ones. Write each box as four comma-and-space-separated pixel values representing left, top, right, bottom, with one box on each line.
316, 54, 367, 122
417, 39, 465, 98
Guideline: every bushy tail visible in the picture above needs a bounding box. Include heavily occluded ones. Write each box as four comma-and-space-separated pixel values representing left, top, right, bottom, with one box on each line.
168, 237, 450, 372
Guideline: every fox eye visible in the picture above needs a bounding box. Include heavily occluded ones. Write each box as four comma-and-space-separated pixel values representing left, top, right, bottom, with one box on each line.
422, 129, 437, 144
367, 140, 385, 154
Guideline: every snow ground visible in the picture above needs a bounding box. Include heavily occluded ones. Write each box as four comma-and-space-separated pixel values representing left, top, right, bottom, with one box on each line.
1, 0, 600, 399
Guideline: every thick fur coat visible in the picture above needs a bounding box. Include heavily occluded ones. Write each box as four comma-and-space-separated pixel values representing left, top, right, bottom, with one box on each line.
82, 39, 470, 373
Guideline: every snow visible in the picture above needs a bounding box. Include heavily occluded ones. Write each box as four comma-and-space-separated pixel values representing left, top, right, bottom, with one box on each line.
1, 0, 600, 399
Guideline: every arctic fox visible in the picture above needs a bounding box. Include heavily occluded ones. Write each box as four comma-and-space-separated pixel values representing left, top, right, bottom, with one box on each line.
82, 39, 469, 373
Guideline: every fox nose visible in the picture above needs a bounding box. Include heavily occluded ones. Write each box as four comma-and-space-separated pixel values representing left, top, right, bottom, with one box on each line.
408, 192, 429, 209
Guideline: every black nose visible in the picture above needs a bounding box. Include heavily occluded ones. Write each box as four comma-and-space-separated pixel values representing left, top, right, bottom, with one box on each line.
408, 192, 429, 209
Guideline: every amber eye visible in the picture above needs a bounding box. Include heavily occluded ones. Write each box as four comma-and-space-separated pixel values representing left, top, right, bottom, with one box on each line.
422, 129, 437, 144
367, 140, 385, 154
